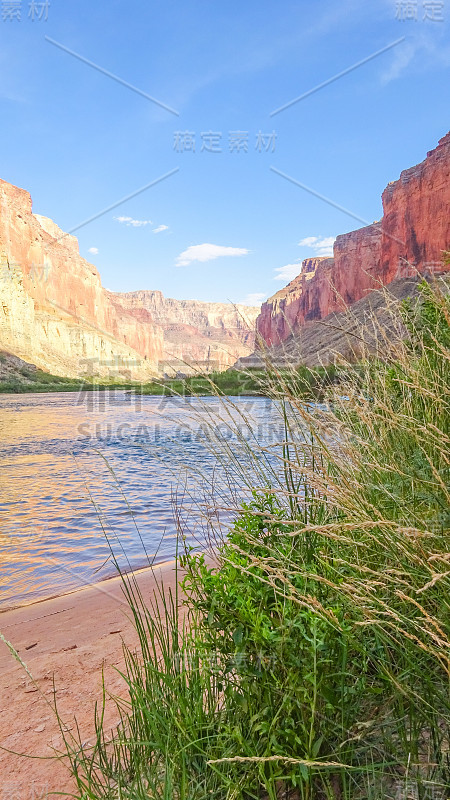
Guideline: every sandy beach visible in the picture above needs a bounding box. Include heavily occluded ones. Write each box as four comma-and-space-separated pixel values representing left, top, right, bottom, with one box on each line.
0, 561, 180, 798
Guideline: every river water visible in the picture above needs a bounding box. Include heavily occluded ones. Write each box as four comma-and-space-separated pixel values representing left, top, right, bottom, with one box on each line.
0, 391, 284, 610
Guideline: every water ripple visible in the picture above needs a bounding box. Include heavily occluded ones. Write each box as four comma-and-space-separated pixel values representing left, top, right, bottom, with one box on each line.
0, 392, 280, 609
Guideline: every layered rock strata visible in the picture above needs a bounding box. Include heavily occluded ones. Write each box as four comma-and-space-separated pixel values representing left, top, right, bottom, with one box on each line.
111, 291, 259, 374
0, 181, 164, 379
257, 132, 450, 347
0, 180, 258, 378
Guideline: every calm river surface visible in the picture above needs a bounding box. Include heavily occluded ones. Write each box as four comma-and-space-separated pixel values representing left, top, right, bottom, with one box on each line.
0, 391, 282, 610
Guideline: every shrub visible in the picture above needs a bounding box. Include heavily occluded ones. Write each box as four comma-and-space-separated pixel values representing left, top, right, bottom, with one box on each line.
60, 278, 449, 799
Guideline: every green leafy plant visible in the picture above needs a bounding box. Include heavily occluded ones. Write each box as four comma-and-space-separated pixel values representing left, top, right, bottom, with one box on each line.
55, 276, 450, 799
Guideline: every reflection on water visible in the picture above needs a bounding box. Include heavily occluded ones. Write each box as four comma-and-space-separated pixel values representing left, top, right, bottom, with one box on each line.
0, 391, 280, 610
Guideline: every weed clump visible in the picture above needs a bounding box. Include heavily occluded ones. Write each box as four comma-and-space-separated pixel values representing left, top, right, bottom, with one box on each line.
62, 279, 449, 799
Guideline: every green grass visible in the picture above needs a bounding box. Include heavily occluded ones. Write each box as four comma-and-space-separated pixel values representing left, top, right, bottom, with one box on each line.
0, 368, 141, 394
55, 277, 449, 799
137, 365, 340, 401
0, 363, 341, 401
1, 280, 447, 797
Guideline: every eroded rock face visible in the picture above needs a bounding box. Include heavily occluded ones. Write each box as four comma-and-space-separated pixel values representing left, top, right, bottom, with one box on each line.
0, 179, 258, 378
0, 180, 164, 378
237, 276, 438, 370
381, 131, 450, 279
257, 132, 450, 347
112, 290, 259, 374
256, 257, 331, 347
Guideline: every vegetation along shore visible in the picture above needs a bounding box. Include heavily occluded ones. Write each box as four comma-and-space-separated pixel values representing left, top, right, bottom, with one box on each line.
2, 278, 447, 799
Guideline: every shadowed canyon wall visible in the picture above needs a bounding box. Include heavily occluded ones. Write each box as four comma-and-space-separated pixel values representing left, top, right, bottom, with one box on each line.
257, 132, 450, 347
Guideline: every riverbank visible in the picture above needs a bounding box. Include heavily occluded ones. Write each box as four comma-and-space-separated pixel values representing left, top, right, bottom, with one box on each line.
55, 282, 449, 798
0, 560, 181, 798
0, 364, 340, 402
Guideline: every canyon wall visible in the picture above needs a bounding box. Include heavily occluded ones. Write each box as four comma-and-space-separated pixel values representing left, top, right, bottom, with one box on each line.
0, 179, 258, 378
111, 291, 259, 374
0, 180, 164, 378
2, 130, 448, 377
257, 131, 450, 348
381, 132, 450, 279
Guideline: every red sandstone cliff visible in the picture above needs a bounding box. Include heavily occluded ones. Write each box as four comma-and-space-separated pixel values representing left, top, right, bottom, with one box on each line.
0, 180, 164, 378
257, 132, 450, 347
0, 179, 259, 378
2, 131, 448, 376
381, 132, 450, 279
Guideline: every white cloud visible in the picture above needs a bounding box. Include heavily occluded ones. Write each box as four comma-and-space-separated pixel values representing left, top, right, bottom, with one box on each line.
114, 215, 153, 228
273, 237, 335, 282
380, 34, 450, 85
176, 243, 249, 267
153, 224, 169, 234
298, 235, 335, 257
298, 236, 317, 248
381, 41, 416, 84
87, 246, 99, 255
274, 263, 302, 282
242, 292, 267, 306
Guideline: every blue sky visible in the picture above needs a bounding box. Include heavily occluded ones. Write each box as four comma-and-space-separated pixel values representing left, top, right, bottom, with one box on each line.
0, 0, 449, 305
